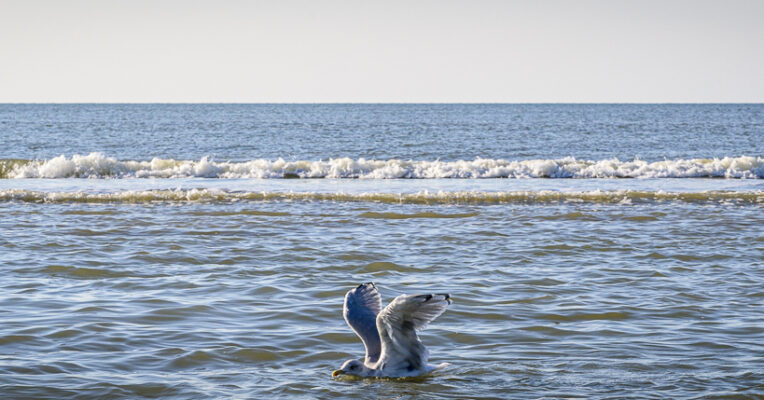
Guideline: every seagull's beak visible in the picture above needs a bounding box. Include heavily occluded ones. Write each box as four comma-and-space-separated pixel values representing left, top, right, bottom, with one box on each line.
332, 369, 344, 377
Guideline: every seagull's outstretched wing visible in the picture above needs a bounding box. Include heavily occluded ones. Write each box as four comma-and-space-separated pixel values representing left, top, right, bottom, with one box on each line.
376, 293, 451, 374
343, 282, 383, 364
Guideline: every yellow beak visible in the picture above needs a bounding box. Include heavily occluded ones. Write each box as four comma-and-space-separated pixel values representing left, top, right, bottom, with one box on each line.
332, 370, 344, 377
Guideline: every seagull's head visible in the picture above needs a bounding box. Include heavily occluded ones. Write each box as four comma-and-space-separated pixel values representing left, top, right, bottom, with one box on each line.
332, 359, 370, 378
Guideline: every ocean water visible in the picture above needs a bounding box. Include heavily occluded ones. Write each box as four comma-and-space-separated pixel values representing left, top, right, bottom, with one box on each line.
0, 104, 762, 399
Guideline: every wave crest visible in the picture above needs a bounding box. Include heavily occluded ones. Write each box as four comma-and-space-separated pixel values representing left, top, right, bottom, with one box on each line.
2, 153, 763, 179
0, 189, 760, 205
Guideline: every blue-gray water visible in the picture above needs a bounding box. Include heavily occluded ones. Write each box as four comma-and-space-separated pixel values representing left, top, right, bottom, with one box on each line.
1, 104, 762, 399
2, 103, 762, 162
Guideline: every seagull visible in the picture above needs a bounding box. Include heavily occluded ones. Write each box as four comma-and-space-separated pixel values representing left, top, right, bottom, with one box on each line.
332, 282, 452, 378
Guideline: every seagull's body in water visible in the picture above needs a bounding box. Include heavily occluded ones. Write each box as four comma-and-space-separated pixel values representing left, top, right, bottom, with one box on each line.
332, 282, 452, 378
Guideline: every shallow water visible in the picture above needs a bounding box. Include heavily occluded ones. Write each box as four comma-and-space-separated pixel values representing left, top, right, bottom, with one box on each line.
2, 199, 762, 398
1, 104, 763, 399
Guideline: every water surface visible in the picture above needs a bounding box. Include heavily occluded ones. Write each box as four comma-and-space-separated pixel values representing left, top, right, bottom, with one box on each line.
1, 104, 762, 399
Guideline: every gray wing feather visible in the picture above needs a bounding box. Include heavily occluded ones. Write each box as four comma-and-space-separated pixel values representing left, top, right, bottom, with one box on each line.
375, 293, 451, 372
343, 282, 383, 364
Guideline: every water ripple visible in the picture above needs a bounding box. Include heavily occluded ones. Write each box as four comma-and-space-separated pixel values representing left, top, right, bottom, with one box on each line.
1, 201, 762, 398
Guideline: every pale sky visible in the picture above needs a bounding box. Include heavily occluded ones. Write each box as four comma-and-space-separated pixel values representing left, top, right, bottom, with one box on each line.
1, 0, 762, 102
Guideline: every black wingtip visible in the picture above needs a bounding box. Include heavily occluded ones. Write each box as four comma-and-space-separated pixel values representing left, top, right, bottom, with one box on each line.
357, 282, 375, 290
417, 293, 452, 303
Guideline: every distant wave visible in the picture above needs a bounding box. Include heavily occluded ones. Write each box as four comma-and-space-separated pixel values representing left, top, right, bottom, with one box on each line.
0, 189, 761, 204
1, 153, 763, 179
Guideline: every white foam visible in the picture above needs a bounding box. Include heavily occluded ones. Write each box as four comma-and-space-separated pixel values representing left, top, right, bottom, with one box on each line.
0, 188, 761, 204
6, 153, 764, 179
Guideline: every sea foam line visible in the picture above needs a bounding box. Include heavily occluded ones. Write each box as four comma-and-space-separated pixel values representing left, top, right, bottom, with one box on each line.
1, 153, 763, 179
0, 189, 761, 204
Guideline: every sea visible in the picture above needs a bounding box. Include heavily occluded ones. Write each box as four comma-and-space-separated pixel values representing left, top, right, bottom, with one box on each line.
0, 104, 762, 399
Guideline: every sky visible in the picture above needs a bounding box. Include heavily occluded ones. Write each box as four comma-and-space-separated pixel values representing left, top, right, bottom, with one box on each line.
1, 0, 762, 103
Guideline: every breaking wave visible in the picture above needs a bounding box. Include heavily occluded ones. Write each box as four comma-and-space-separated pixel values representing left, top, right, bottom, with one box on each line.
1, 153, 763, 179
0, 189, 760, 205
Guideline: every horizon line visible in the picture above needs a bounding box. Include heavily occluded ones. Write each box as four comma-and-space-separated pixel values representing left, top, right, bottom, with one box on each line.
1, 101, 763, 105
